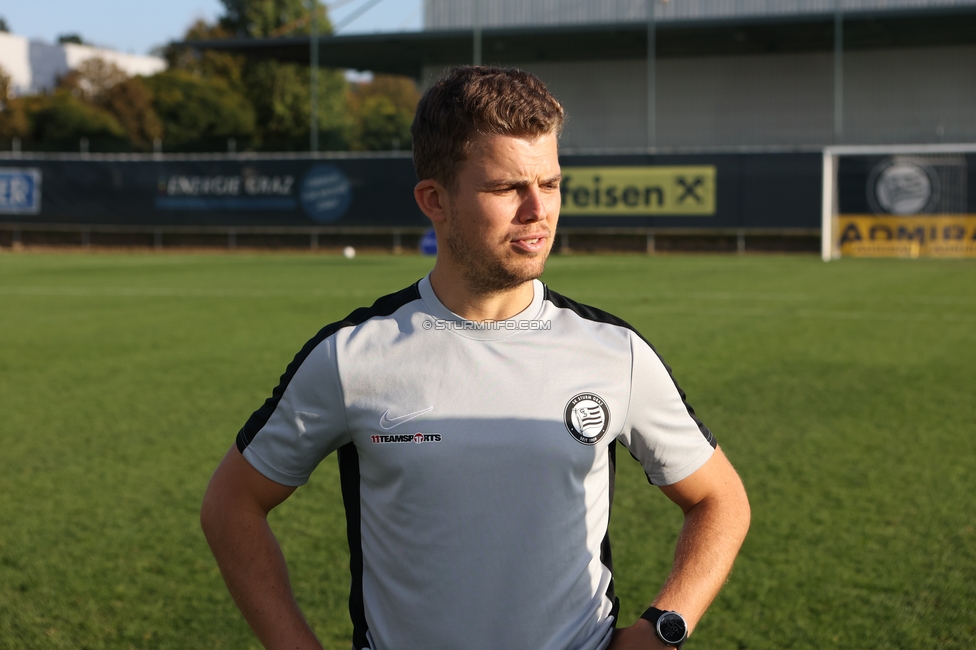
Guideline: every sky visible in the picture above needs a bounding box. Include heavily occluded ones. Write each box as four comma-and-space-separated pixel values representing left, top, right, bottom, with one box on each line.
1, 0, 424, 55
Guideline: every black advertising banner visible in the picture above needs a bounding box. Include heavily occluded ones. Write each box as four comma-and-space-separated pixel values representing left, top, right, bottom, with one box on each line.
0, 156, 427, 228
835, 153, 976, 258
837, 153, 976, 215
557, 152, 821, 229
0, 152, 822, 230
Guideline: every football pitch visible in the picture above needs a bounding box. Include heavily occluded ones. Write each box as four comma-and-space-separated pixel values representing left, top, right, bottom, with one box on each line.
0, 251, 973, 649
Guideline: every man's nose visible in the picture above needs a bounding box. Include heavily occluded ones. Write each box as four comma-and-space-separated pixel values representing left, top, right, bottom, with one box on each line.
517, 186, 547, 223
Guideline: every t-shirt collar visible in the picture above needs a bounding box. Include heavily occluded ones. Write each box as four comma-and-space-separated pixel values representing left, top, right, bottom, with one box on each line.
417, 273, 546, 341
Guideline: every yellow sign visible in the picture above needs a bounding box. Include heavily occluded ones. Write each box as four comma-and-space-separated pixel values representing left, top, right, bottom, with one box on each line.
837, 215, 976, 258
560, 166, 716, 216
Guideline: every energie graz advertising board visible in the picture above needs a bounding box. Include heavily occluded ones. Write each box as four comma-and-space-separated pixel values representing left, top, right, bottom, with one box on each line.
836, 154, 976, 258
0, 157, 427, 228
0, 153, 821, 230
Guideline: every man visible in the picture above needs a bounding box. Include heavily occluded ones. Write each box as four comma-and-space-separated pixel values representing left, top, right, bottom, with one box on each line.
201, 66, 750, 650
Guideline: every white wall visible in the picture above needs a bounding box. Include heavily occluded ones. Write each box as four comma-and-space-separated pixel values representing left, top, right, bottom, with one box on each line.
0, 32, 32, 96
27, 40, 70, 95
62, 43, 166, 78
0, 35, 166, 96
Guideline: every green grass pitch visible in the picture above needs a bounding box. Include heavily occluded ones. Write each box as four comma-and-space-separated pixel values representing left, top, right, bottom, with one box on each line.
0, 252, 973, 649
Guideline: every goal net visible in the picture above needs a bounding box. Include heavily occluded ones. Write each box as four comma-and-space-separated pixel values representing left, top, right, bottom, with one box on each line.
821, 144, 976, 260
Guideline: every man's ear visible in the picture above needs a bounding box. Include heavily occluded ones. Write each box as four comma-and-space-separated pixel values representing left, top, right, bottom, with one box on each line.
414, 179, 449, 223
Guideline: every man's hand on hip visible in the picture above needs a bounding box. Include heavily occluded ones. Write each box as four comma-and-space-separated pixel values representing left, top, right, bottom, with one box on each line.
607, 618, 674, 650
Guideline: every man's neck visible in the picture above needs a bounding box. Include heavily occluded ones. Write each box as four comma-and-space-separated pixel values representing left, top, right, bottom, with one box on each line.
428, 265, 537, 322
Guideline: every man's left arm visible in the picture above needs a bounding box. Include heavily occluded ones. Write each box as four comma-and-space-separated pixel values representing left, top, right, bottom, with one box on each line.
609, 446, 751, 649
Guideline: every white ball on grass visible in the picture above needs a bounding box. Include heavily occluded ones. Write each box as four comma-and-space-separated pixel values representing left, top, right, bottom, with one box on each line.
343, 246, 356, 259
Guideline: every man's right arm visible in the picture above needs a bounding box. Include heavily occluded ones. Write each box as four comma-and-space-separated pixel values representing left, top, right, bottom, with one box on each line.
201, 445, 324, 650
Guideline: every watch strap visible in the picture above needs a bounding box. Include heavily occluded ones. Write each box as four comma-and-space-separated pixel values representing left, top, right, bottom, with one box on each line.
639, 606, 687, 648
639, 606, 667, 625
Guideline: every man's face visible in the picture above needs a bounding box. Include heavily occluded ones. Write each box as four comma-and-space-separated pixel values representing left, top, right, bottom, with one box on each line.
442, 132, 561, 295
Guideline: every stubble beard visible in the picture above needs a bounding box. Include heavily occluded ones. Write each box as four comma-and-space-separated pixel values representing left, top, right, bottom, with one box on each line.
445, 210, 551, 296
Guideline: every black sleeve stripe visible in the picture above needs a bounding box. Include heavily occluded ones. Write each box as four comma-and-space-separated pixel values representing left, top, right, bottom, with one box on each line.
235, 282, 423, 453
338, 443, 370, 649
543, 286, 717, 449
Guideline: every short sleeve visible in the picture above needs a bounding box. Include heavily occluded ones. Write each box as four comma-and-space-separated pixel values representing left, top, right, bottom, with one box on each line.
237, 336, 351, 486
617, 332, 716, 486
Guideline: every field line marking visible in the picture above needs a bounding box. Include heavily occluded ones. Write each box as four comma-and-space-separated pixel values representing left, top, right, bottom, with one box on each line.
568, 290, 976, 306
626, 304, 976, 322
0, 286, 373, 298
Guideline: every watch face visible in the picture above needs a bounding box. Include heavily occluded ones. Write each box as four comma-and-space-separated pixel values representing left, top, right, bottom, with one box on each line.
657, 612, 687, 645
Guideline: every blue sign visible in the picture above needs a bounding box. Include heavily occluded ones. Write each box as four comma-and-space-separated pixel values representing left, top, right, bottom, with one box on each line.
0, 168, 41, 214
156, 197, 296, 211
300, 165, 352, 222
419, 227, 438, 256
155, 173, 298, 211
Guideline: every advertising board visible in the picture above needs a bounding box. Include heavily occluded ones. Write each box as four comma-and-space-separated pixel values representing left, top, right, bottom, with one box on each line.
0, 168, 41, 214
825, 148, 976, 259
0, 152, 821, 231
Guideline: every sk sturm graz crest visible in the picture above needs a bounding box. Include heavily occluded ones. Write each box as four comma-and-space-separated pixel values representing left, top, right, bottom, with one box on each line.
564, 393, 611, 445
867, 157, 940, 215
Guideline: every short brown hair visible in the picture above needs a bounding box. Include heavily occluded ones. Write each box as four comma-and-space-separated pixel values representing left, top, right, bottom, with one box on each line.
411, 66, 564, 189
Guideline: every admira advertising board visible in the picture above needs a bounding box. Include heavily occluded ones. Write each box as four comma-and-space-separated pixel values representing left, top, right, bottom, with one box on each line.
832, 152, 976, 258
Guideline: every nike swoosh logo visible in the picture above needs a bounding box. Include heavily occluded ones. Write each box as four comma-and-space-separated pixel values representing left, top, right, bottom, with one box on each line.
379, 406, 433, 430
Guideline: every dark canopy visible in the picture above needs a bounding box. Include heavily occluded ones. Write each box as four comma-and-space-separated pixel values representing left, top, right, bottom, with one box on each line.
182, 6, 976, 78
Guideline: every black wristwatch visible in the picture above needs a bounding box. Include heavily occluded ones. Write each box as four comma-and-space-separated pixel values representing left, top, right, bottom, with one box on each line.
640, 606, 688, 648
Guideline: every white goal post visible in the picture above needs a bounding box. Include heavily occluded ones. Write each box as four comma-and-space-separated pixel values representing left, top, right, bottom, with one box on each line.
822, 143, 976, 261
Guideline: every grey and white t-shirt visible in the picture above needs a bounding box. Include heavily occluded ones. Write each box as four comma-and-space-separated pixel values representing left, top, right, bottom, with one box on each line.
236, 275, 716, 650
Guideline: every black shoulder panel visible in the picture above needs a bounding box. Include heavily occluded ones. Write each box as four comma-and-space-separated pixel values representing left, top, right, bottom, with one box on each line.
543, 286, 716, 449
236, 282, 422, 452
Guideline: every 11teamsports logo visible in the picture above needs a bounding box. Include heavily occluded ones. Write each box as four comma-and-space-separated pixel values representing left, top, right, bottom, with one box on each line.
564, 393, 611, 445
371, 433, 442, 444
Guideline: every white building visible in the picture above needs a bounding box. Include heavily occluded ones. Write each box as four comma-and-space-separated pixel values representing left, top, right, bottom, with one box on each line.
0, 31, 166, 97
422, 0, 976, 150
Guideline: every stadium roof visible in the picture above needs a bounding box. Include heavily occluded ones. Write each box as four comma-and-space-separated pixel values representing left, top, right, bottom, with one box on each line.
182, 5, 976, 79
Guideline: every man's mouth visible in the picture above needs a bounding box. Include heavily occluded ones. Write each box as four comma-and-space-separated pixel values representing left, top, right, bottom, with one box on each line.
511, 234, 548, 253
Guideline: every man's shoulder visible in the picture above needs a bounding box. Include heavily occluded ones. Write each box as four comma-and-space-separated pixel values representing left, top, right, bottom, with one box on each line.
299, 281, 424, 353
340, 281, 424, 329
542, 285, 638, 333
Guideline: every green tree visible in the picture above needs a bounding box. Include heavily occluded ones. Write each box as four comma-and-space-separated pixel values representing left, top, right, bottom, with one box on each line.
47, 58, 162, 151
347, 74, 419, 151
143, 70, 255, 150
57, 57, 129, 103
0, 63, 11, 103
102, 77, 163, 150
220, 0, 351, 150
166, 1, 354, 150
0, 64, 30, 144
221, 0, 315, 37
165, 19, 247, 96
30, 91, 127, 148
244, 59, 350, 150
351, 96, 408, 151
0, 17, 10, 33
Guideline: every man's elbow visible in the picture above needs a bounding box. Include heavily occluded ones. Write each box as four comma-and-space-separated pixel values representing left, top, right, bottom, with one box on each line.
200, 472, 231, 549
737, 486, 751, 538
726, 472, 751, 543
701, 465, 751, 543
200, 482, 219, 544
